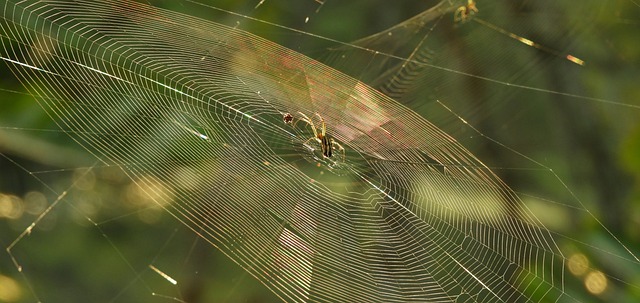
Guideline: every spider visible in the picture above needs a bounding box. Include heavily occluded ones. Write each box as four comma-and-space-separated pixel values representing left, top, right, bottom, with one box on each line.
295, 112, 345, 162
454, 0, 478, 23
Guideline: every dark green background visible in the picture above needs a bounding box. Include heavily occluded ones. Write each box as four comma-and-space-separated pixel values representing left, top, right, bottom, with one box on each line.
1, 0, 638, 302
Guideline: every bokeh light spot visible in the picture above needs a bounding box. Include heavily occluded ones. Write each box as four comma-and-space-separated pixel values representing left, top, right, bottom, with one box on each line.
73, 168, 96, 191
584, 271, 607, 295
23, 191, 47, 215
567, 253, 589, 276
0, 194, 24, 219
0, 274, 22, 302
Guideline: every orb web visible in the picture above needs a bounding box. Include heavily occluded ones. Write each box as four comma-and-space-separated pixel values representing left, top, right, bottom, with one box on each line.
1, 0, 638, 302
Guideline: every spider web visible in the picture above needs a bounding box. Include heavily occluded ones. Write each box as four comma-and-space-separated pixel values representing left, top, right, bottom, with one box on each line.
0, 0, 638, 302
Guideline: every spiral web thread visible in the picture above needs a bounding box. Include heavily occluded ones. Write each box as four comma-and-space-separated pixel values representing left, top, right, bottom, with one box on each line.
1, 0, 569, 302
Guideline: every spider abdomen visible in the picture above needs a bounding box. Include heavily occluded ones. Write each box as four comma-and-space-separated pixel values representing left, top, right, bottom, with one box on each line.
320, 135, 332, 158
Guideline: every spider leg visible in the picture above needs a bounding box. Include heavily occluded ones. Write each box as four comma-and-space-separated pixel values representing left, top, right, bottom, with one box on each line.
468, 0, 478, 14
296, 112, 318, 139
454, 7, 467, 22
296, 112, 323, 152
304, 136, 321, 148
314, 113, 326, 138
331, 139, 346, 162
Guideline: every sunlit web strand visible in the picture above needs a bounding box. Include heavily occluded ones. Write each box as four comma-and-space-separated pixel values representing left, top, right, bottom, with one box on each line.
2, 0, 575, 302
181, 0, 638, 110
437, 99, 640, 264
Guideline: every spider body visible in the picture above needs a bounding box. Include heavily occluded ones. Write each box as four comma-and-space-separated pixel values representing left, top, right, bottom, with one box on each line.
320, 134, 332, 158
454, 0, 478, 23
296, 112, 345, 162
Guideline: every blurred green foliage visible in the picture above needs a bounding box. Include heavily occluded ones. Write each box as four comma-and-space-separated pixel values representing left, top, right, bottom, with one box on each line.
0, 0, 638, 302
